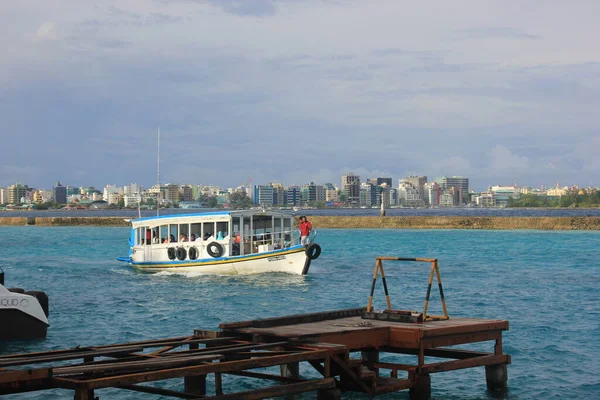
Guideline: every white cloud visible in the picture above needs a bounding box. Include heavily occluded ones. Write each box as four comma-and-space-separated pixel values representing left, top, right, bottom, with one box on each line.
1, 1, 599, 189
488, 145, 529, 171
34, 21, 58, 41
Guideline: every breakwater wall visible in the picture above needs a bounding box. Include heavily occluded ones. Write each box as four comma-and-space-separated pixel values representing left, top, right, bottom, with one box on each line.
1, 216, 600, 230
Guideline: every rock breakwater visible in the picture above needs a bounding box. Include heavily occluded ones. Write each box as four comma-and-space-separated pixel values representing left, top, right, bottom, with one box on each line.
1, 216, 599, 230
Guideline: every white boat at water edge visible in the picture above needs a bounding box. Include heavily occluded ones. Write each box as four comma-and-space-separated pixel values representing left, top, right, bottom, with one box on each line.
0, 269, 49, 340
117, 210, 321, 275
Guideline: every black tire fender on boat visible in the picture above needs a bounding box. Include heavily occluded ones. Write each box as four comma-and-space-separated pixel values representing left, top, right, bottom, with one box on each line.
305, 243, 321, 260
207, 242, 224, 258
7, 288, 25, 294
167, 247, 176, 260
176, 247, 187, 261
24, 291, 49, 318
188, 246, 198, 260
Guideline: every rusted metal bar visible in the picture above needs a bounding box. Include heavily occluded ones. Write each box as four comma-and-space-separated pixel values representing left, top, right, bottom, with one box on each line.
420, 354, 510, 374
0, 368, 53, 395
372, 377, 413, 395
208, 377, 336, 400
382, 347, 491, 360
331, 354, 373, 395
70, 350, 334, 390
376, 257, 437, 262
0, 347, 145, 368
227, 370, 305, 383
422, 331, 502, 348
372, 361, 414, 372
53, 354, 223, 375
119, 383, 201, 399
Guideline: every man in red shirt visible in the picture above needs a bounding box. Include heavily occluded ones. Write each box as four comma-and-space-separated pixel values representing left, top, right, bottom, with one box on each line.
298, 216, 312, 247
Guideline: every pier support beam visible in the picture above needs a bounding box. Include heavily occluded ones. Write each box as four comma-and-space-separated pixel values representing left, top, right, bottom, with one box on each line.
485, 364, 507, 391
184, 374, 206, 395
409, 374, 431, 400
74, 387, 94, 400
317, 387, 341, 400
361, 350, 379, 377
280, 362, 300, 379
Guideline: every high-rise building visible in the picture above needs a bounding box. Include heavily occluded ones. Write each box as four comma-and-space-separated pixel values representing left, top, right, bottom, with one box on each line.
403, 176, 427, 203
180, 185, 194, 202
53, 182, 67, 205
425, 182, 441, 206
490, 186, 520, 207
286, 186, 301, 206
435, 176, 469, 205
0, 187, 6, 204
8, 184, 28, 204
253, 185, 274, 205
270, 183, 286, 206
166, 184, 180, 202
341, 173, 360, 205
325, 189, 339, 202
359, 183, 375, 206
368, 177, 392, 187
398, 181, 425, 207
304, 182, 326, 204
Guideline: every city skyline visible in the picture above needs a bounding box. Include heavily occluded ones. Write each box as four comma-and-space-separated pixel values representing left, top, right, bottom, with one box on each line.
2, 2, 599, 190
0, 173, 590, 195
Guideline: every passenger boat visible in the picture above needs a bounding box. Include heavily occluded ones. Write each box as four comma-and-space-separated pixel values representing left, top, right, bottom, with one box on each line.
117, 210, 321, 275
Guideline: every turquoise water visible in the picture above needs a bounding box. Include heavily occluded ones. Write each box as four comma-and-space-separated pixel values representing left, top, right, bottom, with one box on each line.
0, 227, 599, 399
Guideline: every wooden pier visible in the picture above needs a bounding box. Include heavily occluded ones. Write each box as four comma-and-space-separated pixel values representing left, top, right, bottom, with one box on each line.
0, 258, 510, 399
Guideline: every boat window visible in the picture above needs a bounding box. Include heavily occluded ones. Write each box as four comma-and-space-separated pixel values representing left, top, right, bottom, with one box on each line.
242, 216, 251, 254
160, 225, 169, 243
190, 223, 201, 241
169, 224, 178, 243
273, 217, 282, 248
216, 221, 228, 240
143, 228, 152, 245
202, 222, 214, 241
231, 217, 240, 235
152, 227, 160, 244
137, 227, 144, 245
179, 223, 190, 242
283, 217, 293, 246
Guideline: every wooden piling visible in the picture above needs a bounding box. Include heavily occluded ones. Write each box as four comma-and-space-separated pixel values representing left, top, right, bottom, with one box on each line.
485, 364, 508, 391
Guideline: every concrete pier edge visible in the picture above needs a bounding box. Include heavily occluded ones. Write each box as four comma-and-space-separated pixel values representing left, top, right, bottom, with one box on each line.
0, 216, 599, 230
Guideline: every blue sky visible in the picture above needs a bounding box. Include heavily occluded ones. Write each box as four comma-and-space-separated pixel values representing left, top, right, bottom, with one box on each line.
1, 0, 599, 192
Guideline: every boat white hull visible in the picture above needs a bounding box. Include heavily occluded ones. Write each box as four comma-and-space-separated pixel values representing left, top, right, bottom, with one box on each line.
0, 285, 49, 340
129, 247, 311, 275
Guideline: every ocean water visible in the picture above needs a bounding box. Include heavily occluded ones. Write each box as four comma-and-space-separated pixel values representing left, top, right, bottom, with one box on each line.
0, 226, 599, 399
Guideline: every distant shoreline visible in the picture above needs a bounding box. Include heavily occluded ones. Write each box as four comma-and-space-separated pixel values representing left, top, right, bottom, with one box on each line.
1, 216, 599, 230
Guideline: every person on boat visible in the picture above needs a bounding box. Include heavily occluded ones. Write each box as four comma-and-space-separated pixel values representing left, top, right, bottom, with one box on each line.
170, 234, 176, 243
203, 232, 213, 241
180, 233, 188, 242
298, 216, 312, 247
232, 232, 241, 255
190, 233, 197, 241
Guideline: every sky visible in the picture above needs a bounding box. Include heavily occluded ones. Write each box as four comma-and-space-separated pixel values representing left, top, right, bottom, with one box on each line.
1, 0, 599, 192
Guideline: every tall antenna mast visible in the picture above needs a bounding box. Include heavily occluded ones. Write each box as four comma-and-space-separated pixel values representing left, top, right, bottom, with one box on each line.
157, 126, 160, 216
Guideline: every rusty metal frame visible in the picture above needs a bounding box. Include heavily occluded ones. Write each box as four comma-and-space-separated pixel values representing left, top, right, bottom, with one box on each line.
366, 257, 449, 321
0, 335, 346, 399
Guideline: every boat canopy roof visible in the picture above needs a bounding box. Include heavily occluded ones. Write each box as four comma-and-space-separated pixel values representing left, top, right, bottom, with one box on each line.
130, 210, 296, 229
